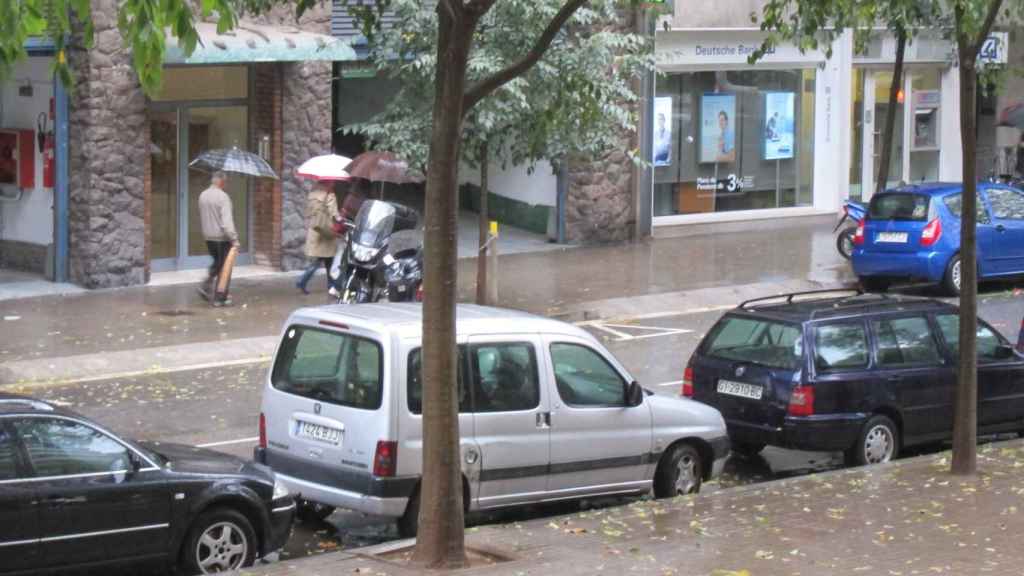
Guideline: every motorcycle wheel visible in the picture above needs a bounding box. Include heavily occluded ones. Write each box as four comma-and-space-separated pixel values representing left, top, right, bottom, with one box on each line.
836, 227, 856, 260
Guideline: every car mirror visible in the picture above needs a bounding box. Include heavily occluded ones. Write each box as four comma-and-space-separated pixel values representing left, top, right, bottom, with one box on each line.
995, 344, 1017, 360
626, 381, 643, 407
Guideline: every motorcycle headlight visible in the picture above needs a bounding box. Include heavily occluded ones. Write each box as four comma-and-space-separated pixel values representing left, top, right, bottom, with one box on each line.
351, 243, 378, 263
273, 477, 290, 500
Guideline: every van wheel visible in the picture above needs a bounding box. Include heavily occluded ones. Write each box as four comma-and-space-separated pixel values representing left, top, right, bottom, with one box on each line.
654, 443, 703, 498
846, 415, 899, 467
732, 442, 766, 458
942, 255, 962, 296
860, 277, 890, 293
397, 491, 419, 539
180, 507, 257, 575
295, 500, 335, 523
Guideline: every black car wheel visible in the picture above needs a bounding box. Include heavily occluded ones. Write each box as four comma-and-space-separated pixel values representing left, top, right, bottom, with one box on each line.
836, 228, 856, 260
181, 507, 257, 575
653, 443, 703, 498
732, 442, 766, 458
846, 414, 899, 467
942, 254, 962, 296
295, 499, 336, 523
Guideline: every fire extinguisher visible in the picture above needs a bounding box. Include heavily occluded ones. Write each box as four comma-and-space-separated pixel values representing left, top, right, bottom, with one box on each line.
37, 97, 55, 189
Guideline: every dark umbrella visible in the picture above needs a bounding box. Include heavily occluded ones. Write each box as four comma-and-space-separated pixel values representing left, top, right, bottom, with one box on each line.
346, 151, 423, 199
189, 147, 279, 179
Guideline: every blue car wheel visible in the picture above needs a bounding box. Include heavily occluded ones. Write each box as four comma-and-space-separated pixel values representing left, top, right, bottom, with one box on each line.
942, 254, 961, 296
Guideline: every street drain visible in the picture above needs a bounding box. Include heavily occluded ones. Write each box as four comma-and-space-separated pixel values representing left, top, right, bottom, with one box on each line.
157, 309, 195, 317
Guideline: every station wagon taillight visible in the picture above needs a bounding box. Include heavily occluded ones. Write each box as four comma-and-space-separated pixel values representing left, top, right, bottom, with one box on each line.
259, 413, 267, 449
919, 217, 942, 247
787, 386, 815, 417
373, 440, 398, 477
682, 366, 694, 397
853, 222, 865, 246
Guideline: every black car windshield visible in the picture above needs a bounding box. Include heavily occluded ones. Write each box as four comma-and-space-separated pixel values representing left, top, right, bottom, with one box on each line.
705, 315, 803, 370
351, 200, 396, 248
869, 193, 931, 221
272, 325, 383, 410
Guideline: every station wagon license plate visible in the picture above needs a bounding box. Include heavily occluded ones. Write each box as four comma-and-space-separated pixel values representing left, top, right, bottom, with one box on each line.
876, 232, 908, 243
296, 421, 342, 445
717, 379, 763, 400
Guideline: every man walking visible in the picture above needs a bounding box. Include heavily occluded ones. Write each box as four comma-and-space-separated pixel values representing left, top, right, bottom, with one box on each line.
198, 171, 239, 306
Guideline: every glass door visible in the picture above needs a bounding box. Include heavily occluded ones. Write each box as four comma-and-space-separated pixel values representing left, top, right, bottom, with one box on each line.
852, 69, 906, 202
149, 105, 250, 271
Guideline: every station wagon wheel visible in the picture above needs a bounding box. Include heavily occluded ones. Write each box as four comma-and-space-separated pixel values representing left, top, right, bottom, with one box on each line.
653, 443, 703, 498
181, 508, 257, 575
943, 255, 962, 296
847, 414, 899, 467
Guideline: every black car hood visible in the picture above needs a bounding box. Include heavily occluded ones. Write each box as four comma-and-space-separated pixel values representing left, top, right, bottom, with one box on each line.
140, 441, 270, 480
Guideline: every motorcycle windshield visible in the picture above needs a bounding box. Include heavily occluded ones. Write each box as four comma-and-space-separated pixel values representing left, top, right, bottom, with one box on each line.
351, 200, 396, 249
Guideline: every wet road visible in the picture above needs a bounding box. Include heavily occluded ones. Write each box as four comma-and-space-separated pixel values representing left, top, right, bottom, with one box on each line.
8, 286, 1024, 570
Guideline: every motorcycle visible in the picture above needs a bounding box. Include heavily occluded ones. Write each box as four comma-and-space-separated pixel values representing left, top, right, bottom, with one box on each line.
834, 199, 867, 260
329, 199, 420, 304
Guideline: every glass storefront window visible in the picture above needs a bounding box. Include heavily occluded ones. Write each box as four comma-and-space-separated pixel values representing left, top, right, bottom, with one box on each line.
653, 69, 815, 218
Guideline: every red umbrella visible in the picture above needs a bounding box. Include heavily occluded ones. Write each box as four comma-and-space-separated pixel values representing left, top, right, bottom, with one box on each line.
346, 151, 423, 185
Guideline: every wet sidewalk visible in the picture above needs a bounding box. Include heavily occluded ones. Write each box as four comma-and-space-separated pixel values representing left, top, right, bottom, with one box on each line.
0, 216, 852, 384
240, 440, 1024, 576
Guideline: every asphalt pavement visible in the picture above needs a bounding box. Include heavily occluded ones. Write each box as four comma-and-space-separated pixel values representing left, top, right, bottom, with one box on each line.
10, 286, 1023, 570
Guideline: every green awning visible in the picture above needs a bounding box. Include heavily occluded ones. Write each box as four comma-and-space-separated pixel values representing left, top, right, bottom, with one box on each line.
165, 22, 357, 64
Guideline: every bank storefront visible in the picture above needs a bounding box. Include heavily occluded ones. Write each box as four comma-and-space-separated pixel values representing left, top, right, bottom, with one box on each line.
650, 29, 963, 231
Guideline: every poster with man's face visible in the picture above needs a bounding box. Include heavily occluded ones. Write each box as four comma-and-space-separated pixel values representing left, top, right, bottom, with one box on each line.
764, 92, 795, 160
653, 97, 673, 167
700, 93, 736, 164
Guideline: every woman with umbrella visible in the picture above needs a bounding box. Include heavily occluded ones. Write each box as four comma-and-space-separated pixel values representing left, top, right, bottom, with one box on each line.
294, 154, 353, 295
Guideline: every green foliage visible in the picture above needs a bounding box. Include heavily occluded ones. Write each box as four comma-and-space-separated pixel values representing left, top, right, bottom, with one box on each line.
343, 0, 654, 174
0, 0, 314, 94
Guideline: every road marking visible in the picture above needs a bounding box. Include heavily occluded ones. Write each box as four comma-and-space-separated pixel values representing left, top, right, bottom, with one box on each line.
197, 437, 259, 448
588, 323, 634, 340
656, 380, 683, 387
586, 322, 694, 342
573, 304, 735, 327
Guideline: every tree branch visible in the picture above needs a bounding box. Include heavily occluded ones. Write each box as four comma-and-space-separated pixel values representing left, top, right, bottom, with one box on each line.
462, 0, 589, 112
972, 0, 1004, 54
464, 0, 498, 16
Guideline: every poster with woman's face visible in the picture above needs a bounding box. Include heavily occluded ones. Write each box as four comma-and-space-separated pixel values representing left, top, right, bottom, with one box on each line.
653, 97, 673, 167
700, 93, 736, 164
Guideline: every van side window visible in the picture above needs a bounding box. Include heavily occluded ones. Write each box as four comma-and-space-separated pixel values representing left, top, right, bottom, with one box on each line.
813, 323, 869, 371
550, 343, 627, 407
872, 316, 942, 367
469, 343, 540, 413
407, 347, 468, 415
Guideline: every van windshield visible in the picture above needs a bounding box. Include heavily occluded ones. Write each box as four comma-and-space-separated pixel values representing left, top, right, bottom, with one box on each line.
271, 325, 383, 410
705, 315, 803, 370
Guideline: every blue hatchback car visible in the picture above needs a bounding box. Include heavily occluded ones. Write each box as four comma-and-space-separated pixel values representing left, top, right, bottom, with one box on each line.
852, 182, 1024, 295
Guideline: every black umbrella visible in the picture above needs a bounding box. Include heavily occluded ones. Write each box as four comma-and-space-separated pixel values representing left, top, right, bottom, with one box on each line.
189, 147, 279, 179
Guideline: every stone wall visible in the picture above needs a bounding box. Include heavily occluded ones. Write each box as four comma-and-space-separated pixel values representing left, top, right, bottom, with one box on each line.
68, 0, 147, 287
246, 5, 333, 271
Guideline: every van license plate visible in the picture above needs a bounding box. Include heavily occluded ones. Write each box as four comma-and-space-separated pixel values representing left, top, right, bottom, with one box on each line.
297, 421, 342, 445
876, 232, 908, 243
717, 379, 763, 400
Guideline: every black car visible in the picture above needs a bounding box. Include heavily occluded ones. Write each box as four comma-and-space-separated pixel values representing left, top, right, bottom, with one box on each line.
683, 290, 1024, 466
0, 394, 294, 575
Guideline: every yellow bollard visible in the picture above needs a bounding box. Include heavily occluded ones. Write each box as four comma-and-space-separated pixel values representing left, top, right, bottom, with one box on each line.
487, 220, 499, 305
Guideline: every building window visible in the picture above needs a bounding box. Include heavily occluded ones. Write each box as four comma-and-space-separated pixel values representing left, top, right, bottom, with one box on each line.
653, 69, 815, 218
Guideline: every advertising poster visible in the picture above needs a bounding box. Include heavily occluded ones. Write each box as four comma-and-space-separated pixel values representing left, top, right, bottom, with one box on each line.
653, 96, 673, 167
700, 93, 736, 164
763, 91, 795, 160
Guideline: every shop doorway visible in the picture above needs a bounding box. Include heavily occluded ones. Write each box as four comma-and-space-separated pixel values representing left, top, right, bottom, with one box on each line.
150, 104, 250, 271
850, 68, 942, 202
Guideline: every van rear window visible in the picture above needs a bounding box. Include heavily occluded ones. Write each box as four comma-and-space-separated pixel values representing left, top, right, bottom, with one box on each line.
868, 193, 930, 221
704, 316, 803, 370
272, 326, 383, 410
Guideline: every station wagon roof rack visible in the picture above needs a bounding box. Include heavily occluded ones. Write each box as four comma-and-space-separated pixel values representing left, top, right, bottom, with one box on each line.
0, 398, 54, 412
738, 288, 866, 310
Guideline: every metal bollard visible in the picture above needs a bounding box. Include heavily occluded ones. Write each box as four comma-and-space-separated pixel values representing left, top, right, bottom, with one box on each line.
487, 220, 499, 305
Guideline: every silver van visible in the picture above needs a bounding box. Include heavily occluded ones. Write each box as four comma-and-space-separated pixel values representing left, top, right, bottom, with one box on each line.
255, 304, 728, 535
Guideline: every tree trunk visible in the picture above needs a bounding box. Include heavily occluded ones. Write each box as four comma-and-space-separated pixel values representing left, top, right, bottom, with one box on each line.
875, 28, 906, 196
476, 140, 490, 305
951, 52, 979, 477
413, 3, 473, 568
